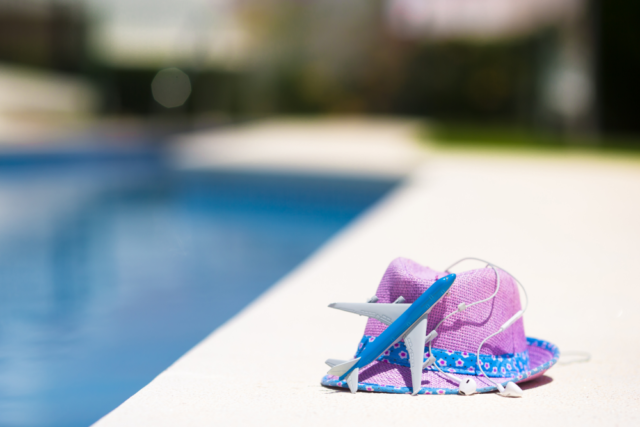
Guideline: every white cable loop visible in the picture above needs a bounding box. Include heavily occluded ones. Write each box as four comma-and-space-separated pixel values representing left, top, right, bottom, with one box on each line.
429, 264, 500, 382
429, 258, 530, 389
446, 257, 529, 312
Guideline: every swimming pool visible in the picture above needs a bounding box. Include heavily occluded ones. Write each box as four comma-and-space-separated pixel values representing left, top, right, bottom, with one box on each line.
0, 150, 397, 427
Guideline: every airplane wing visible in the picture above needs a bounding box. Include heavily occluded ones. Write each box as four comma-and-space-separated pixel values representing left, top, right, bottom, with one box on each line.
328, 303, 409, 326
404, 317, 428, 395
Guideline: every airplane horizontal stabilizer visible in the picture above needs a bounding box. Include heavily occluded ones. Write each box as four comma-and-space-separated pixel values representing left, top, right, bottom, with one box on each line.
325, 359, 347, 368
327, 357, 360, 377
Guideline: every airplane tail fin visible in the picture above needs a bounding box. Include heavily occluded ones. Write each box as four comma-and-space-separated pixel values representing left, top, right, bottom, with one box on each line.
346, 368, 359, 393
326, 358, 360, 393
326, 357, 360, 377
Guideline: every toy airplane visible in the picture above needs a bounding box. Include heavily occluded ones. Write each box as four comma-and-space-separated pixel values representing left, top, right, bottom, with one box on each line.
325, 274, 456, 395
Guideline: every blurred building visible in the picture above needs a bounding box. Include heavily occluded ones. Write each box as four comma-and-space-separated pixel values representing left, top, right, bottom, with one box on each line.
0, 0, 86, 71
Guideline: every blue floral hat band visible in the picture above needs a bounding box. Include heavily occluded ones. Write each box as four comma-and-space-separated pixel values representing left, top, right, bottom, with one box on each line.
321, 337, 559, 395
357, 335, 530, 378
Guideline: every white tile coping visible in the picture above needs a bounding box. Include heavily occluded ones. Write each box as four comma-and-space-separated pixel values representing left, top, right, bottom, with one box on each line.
170, 117, 426, 178
95, 120, 640, 426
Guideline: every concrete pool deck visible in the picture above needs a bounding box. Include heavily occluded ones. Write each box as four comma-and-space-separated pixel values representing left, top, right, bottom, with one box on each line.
95, 118, 640, 426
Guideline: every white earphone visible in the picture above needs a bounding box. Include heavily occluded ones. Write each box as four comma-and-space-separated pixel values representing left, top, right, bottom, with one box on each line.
427, 258, 529, 397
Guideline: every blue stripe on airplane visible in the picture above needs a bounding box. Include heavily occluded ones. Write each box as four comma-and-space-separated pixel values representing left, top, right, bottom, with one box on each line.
339, 273, 456, 380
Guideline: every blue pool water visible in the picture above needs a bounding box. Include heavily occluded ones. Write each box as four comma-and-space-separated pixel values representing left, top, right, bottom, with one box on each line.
0, 152, 397, 427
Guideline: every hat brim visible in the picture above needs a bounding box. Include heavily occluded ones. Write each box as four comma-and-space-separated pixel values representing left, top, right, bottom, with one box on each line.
321, 337, 559, 395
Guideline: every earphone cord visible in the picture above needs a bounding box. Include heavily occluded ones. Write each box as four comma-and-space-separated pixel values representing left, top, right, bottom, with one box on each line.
432, 258, 530, 388
475, 261, 529, 387
445, 257, 529, 313
475, 331, 502, 387
429, 263, 501, 381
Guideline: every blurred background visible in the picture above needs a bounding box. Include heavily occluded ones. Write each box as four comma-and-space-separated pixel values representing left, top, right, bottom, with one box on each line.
0, 0, 638, 146
0, 1, 639, 426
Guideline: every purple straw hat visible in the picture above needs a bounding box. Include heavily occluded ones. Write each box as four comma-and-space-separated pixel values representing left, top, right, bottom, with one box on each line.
321, 257, 559, 395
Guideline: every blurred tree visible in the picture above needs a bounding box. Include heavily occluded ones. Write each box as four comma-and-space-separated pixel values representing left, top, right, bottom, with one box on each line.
0, 1, 86, 72
597, 0, 640, 136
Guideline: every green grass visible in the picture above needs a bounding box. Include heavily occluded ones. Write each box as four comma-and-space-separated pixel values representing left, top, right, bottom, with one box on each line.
421, 121, 640, 156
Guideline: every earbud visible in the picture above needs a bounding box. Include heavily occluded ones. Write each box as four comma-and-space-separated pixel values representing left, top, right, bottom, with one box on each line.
497, 382, 523, 397
443, 372, 477, 396
424, 355, 476, 395
458, 378, 477, 396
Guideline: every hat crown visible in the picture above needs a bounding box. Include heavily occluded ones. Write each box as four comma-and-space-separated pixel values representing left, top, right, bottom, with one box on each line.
364, 258, 527, 356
